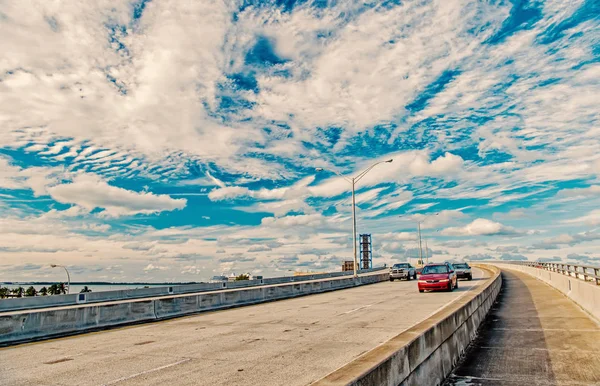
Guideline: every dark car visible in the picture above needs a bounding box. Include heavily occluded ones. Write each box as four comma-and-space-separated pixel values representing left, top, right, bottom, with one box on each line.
389, 263, 416, 281
453, 262, 472, 280
417, 263, 458, 293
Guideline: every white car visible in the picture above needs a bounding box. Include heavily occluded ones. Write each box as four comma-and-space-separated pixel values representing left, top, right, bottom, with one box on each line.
452, 263, 473, 280
390, 263, 417, 281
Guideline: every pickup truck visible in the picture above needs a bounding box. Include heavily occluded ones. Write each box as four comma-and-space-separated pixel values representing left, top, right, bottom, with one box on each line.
389, 263, 417, 281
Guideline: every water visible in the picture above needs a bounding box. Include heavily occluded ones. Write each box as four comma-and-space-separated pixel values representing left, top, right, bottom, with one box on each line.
0, 283, 170, 294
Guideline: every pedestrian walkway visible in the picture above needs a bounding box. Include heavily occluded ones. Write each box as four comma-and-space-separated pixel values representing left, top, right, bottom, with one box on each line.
445, 268, 600, 385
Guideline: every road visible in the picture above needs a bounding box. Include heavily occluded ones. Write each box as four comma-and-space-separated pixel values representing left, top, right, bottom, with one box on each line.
1, 268, 488, 386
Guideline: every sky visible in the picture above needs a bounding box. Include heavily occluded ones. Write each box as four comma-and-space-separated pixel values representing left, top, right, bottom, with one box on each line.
0, 0, 599, 283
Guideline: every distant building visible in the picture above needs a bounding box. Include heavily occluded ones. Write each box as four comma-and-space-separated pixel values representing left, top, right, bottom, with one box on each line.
342, 261, 355, 272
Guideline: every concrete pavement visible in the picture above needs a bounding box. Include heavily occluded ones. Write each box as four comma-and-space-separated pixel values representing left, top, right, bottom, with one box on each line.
0, 269, 487, 386
445, 268, 600, 385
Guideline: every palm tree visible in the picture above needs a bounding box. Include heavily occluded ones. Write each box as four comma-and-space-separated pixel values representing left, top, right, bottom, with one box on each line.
39, 287, 48, 296
25, 286, 37, 297
11, 287, 24, 298
0, 287, 9, 298
235, 274, 250, 281
58, 283, 67, 294
48, 284, 59, 295
80, 286, 92, 293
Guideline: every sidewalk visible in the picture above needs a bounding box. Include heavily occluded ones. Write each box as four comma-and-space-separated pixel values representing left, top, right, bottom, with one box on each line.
445, 268, 600, 385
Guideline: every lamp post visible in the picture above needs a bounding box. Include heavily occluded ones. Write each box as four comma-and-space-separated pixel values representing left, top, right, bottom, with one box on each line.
399, 212, 439, 265
50, 264, 70, 294
316, 159, 393, 278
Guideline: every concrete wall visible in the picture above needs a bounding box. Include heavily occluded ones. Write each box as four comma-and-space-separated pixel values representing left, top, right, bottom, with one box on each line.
490, 263, 600, 322
313, 265, 502, 386
0, 267, 386, 312
0, 272, 388, 346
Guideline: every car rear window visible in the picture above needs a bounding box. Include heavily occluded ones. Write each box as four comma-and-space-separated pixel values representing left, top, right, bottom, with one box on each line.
421, 265, 448, 274
454, 264, 469, 269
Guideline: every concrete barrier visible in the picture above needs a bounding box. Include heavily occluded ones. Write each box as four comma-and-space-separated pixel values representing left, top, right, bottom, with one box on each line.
489, 262, 600, 322
0, 267, 387, 312
0, 271, 389, 346
312, 265, 502, 386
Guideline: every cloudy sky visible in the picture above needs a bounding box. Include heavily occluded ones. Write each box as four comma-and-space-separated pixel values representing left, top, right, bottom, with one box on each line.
1, 0, 599, 282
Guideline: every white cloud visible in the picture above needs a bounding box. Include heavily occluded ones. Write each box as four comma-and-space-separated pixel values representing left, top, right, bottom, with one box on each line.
143, 264, 170, 272
564, 210, 600, 226
260, 213, 341, 230
48, 174, 186, 217
0, 157, 24, 190
208, 186, 252, 201
442, 218, 520, 236
558, 185, 600, 197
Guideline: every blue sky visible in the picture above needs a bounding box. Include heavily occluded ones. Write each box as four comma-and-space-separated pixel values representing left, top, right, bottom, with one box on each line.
1, 0, 599, 282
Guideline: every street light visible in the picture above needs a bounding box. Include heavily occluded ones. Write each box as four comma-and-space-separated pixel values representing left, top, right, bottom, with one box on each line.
316, 159, 393, 278
399, 212, 439, 265
50, 264, 71, 294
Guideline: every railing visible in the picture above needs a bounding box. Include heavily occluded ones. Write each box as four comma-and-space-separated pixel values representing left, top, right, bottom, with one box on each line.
489, 261, 600, 286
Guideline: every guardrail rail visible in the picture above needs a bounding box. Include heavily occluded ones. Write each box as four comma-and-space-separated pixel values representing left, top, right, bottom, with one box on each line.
488, 260, 600, 285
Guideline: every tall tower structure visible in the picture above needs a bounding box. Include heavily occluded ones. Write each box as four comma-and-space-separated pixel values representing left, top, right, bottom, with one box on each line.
359, 234, 372, 270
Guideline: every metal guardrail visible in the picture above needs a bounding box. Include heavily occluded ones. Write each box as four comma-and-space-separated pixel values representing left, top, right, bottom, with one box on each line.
489, 261, 600, 286
0, 267, 387, 312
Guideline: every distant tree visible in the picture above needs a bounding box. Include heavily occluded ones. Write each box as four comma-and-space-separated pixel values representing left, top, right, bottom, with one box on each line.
58, 283, 67, 294
80, 286, 92, 293
235, 274, 250, 281
25, 286, 37, 297
39, 287, 48, 296
48, 284, 60, 295
11, 287, 24, 298
0, 287, 9, 298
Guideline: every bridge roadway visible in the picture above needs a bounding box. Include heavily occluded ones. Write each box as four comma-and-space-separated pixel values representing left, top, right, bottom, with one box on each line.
1, 268, 487, 386
445, 268, 600, 385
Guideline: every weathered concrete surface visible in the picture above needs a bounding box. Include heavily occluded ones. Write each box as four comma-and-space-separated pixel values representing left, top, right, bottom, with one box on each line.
491, 262, 600, 322
0, 269, 487, 386
312, 265, 501, 386
0, 268, 388, 312
0, 272, 387, 346
445, 268, 600, 385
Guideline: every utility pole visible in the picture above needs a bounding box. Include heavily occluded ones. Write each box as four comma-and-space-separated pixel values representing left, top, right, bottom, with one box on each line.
316, 159, 393, 278
417, 222, 423, 265
351, 178, 358, 276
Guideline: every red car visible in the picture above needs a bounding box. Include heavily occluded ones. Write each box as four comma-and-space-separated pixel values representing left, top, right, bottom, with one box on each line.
418, 263, 458, 293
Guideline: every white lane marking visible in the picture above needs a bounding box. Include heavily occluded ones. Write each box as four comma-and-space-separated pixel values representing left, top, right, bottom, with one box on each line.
342, 304, 373, 315
102, 358, 191, 385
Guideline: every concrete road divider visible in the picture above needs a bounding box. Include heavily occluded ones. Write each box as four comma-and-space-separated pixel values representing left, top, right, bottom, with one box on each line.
312, 265, 501, 386
0, 271, 388, 346
0, 268, 387, 312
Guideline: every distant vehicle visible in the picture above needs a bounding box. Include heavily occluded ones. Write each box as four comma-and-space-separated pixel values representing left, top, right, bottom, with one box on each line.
210, 275, 229, 283
389, 263, 416, 281
415, 258, 426, 274
418, 263, 457, 293
452, 262, 472, 280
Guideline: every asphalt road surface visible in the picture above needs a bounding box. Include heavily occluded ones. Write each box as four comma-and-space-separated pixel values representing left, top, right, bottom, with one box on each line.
1, 268, 487, 386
